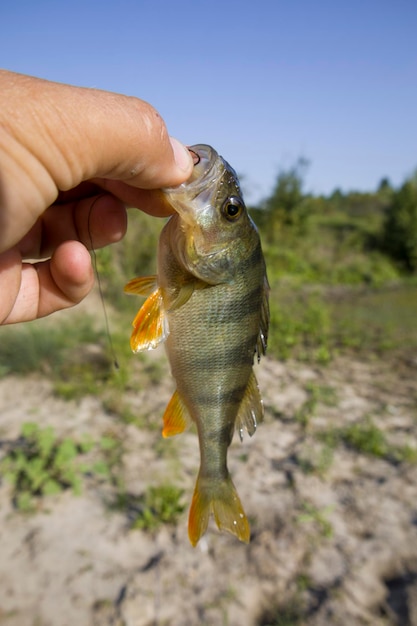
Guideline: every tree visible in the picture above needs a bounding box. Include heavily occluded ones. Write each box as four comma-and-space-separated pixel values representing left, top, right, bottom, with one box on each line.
382, 174, 417, 272
261, 158, 310, 240
377, 177, 392, 194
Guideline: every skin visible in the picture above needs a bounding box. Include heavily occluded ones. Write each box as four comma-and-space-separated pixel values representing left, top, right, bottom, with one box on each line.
0, 70, 194, 324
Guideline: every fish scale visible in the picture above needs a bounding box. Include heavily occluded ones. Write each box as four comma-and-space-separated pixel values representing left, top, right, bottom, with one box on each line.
124, 144, 269, 546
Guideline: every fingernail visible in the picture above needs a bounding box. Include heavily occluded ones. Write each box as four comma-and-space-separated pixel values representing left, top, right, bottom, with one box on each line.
170, 136, 193, 173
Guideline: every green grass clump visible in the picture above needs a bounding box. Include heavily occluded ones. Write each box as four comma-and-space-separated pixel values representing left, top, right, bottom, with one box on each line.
341, 418, 388, 457
317, 417, 417, 464
0, 422, 93, 511
298, 444, 335, 477
294, 383, 339, 428
0, 425, 131, 512
131, 484, 185, 531
297, 502, 334, 539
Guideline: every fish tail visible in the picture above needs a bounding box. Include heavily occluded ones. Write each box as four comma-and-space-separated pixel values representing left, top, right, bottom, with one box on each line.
188, 473, 250, 547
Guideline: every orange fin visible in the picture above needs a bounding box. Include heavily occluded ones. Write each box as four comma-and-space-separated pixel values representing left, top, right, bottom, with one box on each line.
124, 275, 158, 297
236, 371, 264, 441
162, 390, 193, 438
188, 473, 250, 547
130, 288, 168, 352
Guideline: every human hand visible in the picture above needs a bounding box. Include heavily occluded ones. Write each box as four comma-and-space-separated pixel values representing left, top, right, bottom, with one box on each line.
0, 70, 193, 324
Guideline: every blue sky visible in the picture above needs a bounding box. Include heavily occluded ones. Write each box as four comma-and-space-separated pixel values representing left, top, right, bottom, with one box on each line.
2, 0, 416, 203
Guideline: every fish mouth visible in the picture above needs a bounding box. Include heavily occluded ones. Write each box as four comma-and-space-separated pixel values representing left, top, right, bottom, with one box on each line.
163, 144, 223, 225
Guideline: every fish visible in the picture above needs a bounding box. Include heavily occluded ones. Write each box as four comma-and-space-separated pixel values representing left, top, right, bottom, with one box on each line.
124, 144, 269, 546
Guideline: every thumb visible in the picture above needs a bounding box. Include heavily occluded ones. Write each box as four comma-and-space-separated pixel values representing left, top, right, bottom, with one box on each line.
0, 70, 193, 248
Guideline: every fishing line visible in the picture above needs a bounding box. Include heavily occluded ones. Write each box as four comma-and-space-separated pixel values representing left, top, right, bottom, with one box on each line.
87, 196, 119, 370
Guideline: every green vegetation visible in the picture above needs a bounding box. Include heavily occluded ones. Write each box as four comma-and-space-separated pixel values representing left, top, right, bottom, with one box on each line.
113, 484, 186, 532
296, 502, 334, 539
0, 316, 105, 378
251, 163, 417, 361
258, 605, 303, 626
381, 174, 417, 271
257, 573, 314, 626
294, 383, 338, 428
0, 423, 134, 512
317, 417, 417, 464
0, 422, 93, 511
131, 484, 185, 531
1, 169, 417, 379
0, 421, 187, 532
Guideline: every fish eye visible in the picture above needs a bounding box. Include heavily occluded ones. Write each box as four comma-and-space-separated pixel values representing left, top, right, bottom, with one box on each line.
222, 196, 244, 221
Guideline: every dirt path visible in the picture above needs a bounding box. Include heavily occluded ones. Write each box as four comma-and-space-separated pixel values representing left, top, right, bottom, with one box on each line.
0, 352, 417, 626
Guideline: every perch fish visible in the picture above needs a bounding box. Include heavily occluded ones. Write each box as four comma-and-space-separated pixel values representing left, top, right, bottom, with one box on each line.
124, 144, 269, 546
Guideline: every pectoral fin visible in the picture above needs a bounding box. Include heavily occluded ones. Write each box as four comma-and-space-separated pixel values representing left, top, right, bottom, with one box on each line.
162, 390, 193, 438
124, 275, 158, 297
168, 279, 206, 311
129, 287, 168, 352
236, 371, 264, 441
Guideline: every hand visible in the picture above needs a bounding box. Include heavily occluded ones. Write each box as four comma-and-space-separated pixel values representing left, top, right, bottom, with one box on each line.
0, 70, 193, 324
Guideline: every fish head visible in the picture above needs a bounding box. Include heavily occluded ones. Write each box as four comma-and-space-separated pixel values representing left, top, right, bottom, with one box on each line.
164, 144, 258, 284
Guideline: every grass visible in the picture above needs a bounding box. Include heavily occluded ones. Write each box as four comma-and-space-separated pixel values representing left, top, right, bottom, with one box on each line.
294, 383, 339, 429
317, 417, 417, 465
1, 198, 416, 384
266, 281, 417, 362
131, 484, 185, 531
296, 502, 334, 539
0, 423, 130, 512
298, 443, 335, 477
0, 420, 186, 532
112, 484, 186, 532
0, 316, 105, 378
0, 422, 93, 511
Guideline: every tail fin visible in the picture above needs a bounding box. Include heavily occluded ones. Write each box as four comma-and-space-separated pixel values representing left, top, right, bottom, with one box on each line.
188, 473, 250, 547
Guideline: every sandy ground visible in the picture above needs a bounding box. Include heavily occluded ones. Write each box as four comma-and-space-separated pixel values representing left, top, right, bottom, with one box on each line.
1, 345, 417, 625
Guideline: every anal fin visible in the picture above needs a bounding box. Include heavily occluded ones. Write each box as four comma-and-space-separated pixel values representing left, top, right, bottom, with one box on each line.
162, 390, 193, 438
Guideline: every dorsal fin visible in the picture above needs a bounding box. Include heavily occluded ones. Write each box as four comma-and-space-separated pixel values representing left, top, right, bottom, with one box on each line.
235, 371, 264, 441
256, 276, 270, 361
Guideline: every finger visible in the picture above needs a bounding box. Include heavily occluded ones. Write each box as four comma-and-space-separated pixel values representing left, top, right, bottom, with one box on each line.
91, 183, 176, 217
0, 71, 193, 251
1, 241, 94, 324
54, 181, 174, 216
45, 194, 127, 257
0, 248, 24, 323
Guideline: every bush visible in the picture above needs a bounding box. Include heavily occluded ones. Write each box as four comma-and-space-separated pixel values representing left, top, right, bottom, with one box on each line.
382, 175, 417, 271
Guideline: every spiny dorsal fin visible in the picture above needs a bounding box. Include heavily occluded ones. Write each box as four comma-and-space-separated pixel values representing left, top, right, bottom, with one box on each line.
162, 390, 193, 437
236, 371, 264, 441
